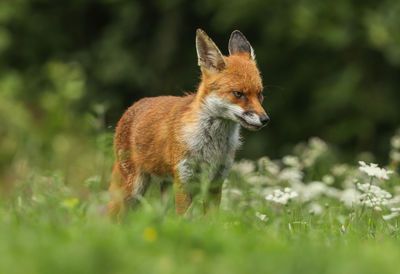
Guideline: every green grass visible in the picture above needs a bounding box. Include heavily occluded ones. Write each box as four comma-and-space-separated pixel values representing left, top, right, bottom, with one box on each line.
1, 214, 399, 274
1, 167, 400, 274
1, 128, 400, 274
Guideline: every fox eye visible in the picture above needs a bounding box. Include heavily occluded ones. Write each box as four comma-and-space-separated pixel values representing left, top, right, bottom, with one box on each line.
232, 91, 244, 99
258, 92, 264, 101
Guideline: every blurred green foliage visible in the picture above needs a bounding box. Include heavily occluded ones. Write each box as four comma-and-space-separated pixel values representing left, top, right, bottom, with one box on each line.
1, 0, 400, 182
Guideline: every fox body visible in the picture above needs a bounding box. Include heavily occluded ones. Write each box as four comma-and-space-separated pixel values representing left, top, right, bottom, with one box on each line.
108, 29, 269, 217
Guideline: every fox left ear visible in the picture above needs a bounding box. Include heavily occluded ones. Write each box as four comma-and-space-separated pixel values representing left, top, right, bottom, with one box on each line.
228, 30, 255, 60
196, 29, 226, 73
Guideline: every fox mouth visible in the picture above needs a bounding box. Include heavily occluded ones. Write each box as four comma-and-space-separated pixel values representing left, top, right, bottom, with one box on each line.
234, 115, 263, 131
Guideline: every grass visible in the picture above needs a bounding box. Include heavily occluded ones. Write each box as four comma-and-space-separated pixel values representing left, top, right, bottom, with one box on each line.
1, 207, 400, 274
1, 166, 400, 274
0, 218, 398, 274
1, 130, 400, 274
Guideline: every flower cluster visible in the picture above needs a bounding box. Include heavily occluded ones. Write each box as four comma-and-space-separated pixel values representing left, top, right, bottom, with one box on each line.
358, 161, 393, 180
357, 183, 392, 211
255, 211, 267, 221
235, 160, 256, 175
282, 155, 302, 169
297, 137, 328, 167
266, 188, 298, 205
279, 168, 303, 185
392, 135, 400, 149
228, 136, 400, 220
390, 131, 400, 163
383, 212, 400, 220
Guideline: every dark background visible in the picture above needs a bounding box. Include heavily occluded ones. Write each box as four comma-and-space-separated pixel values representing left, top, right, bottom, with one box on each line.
1, 0, 400, 177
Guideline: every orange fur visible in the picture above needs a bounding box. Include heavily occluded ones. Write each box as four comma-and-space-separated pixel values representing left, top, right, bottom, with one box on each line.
108, 30, 267, 218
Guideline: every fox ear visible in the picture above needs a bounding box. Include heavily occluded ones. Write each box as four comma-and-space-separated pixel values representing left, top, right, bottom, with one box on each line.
196, 29, 226, 73
228, 30, 255, 60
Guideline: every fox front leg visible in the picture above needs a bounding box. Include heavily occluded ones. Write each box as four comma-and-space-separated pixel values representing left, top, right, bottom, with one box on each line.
202, 184, 222, 214
202, 160, 232, 213
173, 176, 192, 215
174, 158, 200, 215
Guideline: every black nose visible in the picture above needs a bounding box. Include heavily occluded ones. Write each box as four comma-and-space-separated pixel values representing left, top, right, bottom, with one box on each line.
260, 114, 270, 125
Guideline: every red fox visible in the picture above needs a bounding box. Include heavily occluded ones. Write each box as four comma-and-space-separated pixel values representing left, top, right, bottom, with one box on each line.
108, 29, 269, 218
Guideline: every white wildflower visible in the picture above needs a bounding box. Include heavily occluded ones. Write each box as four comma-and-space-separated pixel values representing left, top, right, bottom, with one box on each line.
255, 212, 267, 221
386, 196, 400, 208
266, 163, 280, 175
266, 187, 298, 205
282, 155, 302, 169
220, 188, 243, 210
391, 207, 400, 212
279, 168, 303, 184
308, 203, 323, 215
331, 164, 349, 177
322, 174, 335, 185
358, 161, 393, 180
391, 136, 400, 149
310, 137, 328, 151
301, 181, 328, 201
323, 187, 342, 199
342, 178, 358, 189
303, 137, 328, 167
291, 181, 340, 202
234, 160, 255, 175
383, 212, 400, 221
357, 183, 392, 209
258, 157, 279, 174
390, 150, 400, 162
247, 175, 272, 186
340, 188, 361, 207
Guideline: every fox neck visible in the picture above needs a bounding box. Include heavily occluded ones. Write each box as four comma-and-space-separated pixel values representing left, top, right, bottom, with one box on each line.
183, 83, 241, 163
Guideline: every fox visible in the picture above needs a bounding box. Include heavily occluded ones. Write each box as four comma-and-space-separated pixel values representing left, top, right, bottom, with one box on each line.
108, 29, 269, 218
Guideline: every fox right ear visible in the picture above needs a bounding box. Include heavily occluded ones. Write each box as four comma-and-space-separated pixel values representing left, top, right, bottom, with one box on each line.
228, 30, 255, 60
196, 29, 226, 73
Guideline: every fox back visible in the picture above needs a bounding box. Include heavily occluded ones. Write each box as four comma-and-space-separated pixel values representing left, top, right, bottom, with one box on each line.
108, 29, 269, 218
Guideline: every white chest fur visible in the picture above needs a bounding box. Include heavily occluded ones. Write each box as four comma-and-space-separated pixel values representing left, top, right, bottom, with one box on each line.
184, 115, 240, 163
179, 95, 242, 182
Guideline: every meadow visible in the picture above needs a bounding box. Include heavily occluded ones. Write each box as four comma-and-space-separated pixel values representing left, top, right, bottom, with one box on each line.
1, 131, 400, 274
2, 2, 400, 272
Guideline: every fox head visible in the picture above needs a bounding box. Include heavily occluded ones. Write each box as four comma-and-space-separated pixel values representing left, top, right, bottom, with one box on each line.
195, 29, 269, 131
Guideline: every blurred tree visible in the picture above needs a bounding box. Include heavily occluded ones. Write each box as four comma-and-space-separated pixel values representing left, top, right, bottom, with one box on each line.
1, 0, 400, 172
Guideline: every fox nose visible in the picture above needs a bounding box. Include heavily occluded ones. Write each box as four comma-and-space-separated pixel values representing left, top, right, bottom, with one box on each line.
260, 114, 270, 125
